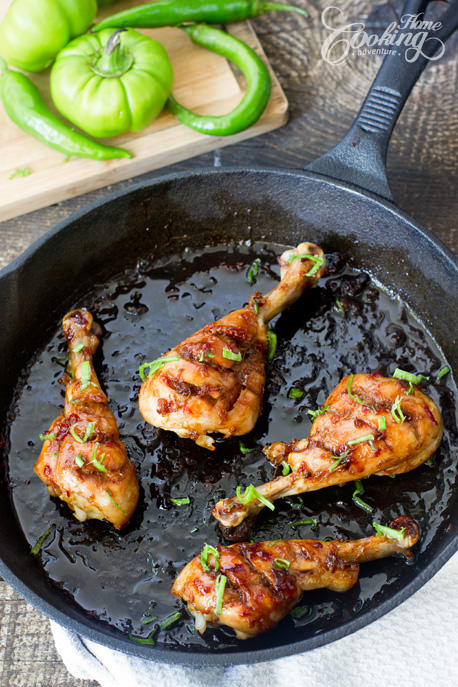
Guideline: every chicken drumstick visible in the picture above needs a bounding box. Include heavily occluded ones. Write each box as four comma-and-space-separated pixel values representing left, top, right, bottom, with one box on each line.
35, 309, 139, 529
172, 516, 419, 639
139, 242, 325, 450
213, 373, 443, 532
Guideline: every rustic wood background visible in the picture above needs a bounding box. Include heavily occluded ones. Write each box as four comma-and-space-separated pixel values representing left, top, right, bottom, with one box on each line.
1, 1, 456, 684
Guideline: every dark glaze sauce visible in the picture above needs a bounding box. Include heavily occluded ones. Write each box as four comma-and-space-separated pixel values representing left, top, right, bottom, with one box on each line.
6, 243, 457, 654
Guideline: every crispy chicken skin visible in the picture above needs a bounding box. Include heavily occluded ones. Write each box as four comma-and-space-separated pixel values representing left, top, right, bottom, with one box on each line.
139, 243, 325, 450
34, 309, 139, 529
213, 373, 443, 531
172, 516, 419, 639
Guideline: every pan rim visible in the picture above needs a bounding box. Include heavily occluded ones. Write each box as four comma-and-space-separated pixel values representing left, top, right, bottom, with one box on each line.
1, 165, 457, 665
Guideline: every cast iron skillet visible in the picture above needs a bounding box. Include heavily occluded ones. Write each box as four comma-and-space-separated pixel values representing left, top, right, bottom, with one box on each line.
1, 0, 457, 666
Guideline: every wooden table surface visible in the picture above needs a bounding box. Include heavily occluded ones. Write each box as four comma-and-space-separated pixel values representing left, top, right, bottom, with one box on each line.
1, 1, 457, 685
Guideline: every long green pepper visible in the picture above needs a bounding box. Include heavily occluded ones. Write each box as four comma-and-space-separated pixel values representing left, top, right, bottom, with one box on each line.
0, 58, 130, 161
167, 24, 271, 136
93, 0, 307, 31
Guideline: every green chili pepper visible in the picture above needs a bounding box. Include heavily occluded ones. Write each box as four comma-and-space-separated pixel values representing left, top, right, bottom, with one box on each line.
93, 0, 307, 31
167, 24, 271, 136
0, 59, 130, 161
0, 0, 97, 72
50, 29, 173, 139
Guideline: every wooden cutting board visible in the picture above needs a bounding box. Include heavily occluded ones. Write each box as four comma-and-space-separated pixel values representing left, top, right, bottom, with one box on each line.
0, 1, 288, 221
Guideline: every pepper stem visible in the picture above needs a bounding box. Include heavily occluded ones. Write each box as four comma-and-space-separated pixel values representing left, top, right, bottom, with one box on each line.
261, 2, 308, 17
91, 29, 133, 77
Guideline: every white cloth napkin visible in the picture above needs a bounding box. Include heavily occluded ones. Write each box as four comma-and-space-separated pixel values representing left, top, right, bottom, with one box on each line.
52, 551, 458, 687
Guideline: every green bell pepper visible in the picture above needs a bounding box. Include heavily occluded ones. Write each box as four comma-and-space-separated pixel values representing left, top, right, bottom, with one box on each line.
0, 0, 97, 72
50, 29, 173, 138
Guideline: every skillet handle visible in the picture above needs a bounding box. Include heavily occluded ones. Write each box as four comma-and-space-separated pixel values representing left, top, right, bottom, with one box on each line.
306, 0, 458, 201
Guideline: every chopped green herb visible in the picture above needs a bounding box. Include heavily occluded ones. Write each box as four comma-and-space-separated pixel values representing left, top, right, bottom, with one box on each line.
207, 352, 215, 359
322, 537, 333, 542
106, 489, 127, 516
75, 454, 85, 468
72, 343, 85, 353
170, 497, 190, 506
190, 527, 199, 534
393, 368, 429, 385
199, 351, 204, 362
347, 374, 365, 405
291, 519, 317, 530
236, 484, 275, 511
140, 616, 157, 625
273, 557, 290, 570
90, 443, 107, 473
239, 441, 256, 454
9, 167, 31, 179
378, 416, 387, 431
437, 366, 450, 380
253, 298, 259, 315
31, 525, 54, 554
290, 605, 309, 619
281, 460, 291, 476
391, 396, 405, 424
247, 258, 261, 284
373, 521, 406, 542
267, 329, 277, 360
268, 539, 282, 546
352, 480, 373, 512
39, 431, 56, 441
307, 406, 329, 420
227, 503, 236, 512
160, 611, 181, 630
222, 348, 242, 362
288, 387, 304, 399
347, 433, 375, 446
79, 361, 91, 390
329, 450, 349, 471
335, 298, 345, 314
287, 253, 324, 277
285, 496, 303, 509
139, 355, 180, 381
215, 574, 227, 615
200, 543, 220, 573
128, 629, 157, 645
406, 382, 414, 395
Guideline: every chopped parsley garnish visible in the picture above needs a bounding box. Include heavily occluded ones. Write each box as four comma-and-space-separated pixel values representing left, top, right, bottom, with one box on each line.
291, 518, 317, 530
281, 460, 291, 476
239, 441, 256, 454
190, 527, 199, 534
352, 480, 373, 512
140, 616, 157, 626
437, 366, 450, 380
288, 387, 304, 399
70, 421, 95, 444
79, 361, 91, 390
215, 574, 227, 615
170, 497, 190, 506
267, 328, 277, 360
287, 253, 324, 277
253, 298, 259, 315
247, 258, 261, 284
139, 355, 180, 381
273, 557, 290, 570
347, 374, 365, 405
290, 604, 309, 619
307, 406, 329, 420
75, 454, 85, 468
378, 416, 387, 431
199, 351, 204, 362
329, 450, 349, 471
72, 343, 85, 353
335, 298, 345, 314
391, 396, 405, 424
347, 433, 375, 446
200, 543, 220, 572
9, 167, 31, 179
160, 611, 181, 630
236, 484, 275, 511
31, 525, 54, 555
39, 431, 56, 441
90, 443, 107, 472
128, 628, 157, 645
222, 348, 242, 362
373, 521, 406, 542
393, 368, 429, 385
106, 489, 127, 516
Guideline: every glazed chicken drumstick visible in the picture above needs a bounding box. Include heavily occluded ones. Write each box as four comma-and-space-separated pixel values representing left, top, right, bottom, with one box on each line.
35, 309, 139, 529
139, 242, 325, 449
213, 373, 443, 532
172, 516, 419, 639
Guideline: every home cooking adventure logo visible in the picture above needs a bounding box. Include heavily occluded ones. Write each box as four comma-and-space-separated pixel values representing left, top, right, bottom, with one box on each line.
321, 6, 445, 65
